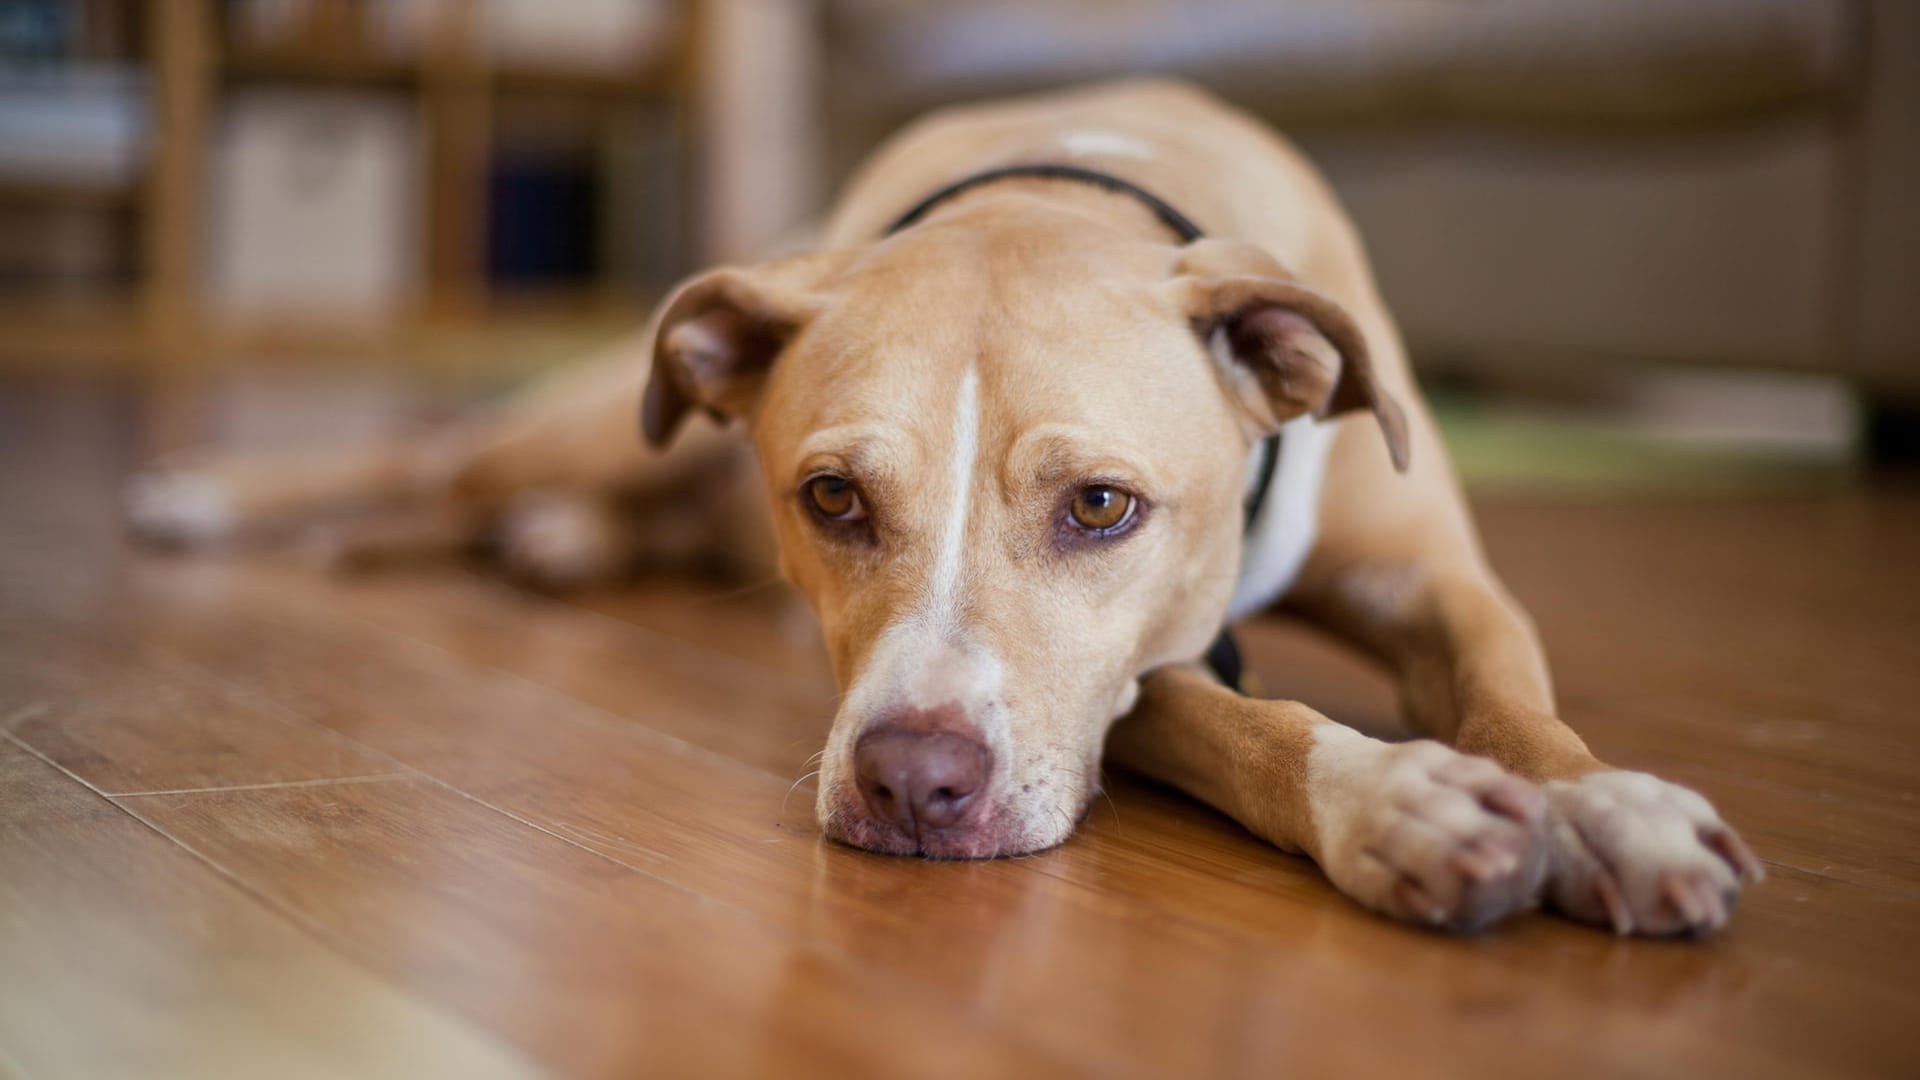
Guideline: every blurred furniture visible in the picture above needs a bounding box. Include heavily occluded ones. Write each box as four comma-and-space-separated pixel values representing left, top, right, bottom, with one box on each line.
793, 0, 1920, 396
0, 0, 698, 371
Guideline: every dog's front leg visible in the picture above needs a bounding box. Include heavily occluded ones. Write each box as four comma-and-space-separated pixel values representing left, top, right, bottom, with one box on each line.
1106, 665, 1548, 931
1289, 565, 1764, 935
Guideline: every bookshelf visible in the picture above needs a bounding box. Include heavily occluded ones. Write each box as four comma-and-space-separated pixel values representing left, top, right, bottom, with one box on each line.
0, 0, 702, 377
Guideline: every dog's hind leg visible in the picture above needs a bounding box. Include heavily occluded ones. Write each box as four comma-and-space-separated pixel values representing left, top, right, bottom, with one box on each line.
300, 500, 486, 572
124, 426, 482, 548
119, 337, 657, 548
300, 487, 644, 588
121, 329, 752, 578
1106, 664, 1547, 932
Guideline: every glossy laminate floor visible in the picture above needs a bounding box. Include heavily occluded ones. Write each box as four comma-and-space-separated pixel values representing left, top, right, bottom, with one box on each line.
2, 379, 1916, 1078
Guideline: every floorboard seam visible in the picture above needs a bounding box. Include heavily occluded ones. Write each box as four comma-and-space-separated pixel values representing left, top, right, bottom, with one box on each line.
115, 608, 1110, 1074
122, 621, 927, 944
1, 701, 49, 734
448, 566, 824, 700
0, 729, 551, 1079
13, 722, 1092, 1076
110, 772, 414, 798
232, 569, 809, 787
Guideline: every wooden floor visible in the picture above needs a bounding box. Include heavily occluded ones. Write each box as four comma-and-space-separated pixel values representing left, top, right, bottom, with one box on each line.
2, 378, 1918, 1079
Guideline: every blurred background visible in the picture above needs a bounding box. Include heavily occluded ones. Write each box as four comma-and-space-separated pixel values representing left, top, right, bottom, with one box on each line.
2, 0, 1916, 488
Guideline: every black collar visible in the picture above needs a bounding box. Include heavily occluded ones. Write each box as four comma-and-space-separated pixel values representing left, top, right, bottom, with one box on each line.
883, 162, 1207, 243
881, 162, 1282, 533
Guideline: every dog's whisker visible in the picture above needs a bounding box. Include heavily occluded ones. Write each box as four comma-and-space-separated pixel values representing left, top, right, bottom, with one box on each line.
1096, 768, 1122, 829
781, 769, 823, 814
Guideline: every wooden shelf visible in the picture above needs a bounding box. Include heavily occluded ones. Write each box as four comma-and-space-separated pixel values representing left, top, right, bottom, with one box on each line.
219, 45, 682, 98
0, 294, 149, 369
0, 290, 652, 380
220, 44, 418, 86
0, 177, 141, 208
0, 0, 702, 373
492, 59, 680, 99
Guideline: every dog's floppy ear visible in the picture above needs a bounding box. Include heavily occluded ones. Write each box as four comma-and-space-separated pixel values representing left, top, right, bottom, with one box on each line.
641, 251, 846, 447
1163, 239, 1409, 473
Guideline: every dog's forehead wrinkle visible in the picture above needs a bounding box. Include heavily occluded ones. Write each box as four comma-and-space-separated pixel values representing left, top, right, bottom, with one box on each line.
793, 422, 903, 471
843, 205, 1166, 325
1001, 423, 1163, 493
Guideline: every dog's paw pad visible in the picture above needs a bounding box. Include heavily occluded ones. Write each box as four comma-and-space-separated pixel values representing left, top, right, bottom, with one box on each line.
499, 491, 619, 587
1315, 738, 1549, 932
122, 469, 234, 546
1543, 771, 1760, 937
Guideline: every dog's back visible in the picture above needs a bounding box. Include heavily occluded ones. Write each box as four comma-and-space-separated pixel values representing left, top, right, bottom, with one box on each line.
827, 80, 1364, 300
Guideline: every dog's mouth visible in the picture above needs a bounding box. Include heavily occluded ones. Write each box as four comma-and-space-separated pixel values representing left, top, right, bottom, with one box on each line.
818, 784, 1094, 860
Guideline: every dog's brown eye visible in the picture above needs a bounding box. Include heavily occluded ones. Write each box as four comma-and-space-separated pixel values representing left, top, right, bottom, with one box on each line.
805, 475, 864, 521
1069, 485, 1134, 533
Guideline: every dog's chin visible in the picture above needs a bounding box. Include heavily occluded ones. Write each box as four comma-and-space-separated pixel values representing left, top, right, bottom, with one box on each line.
819, 790, 1086, 860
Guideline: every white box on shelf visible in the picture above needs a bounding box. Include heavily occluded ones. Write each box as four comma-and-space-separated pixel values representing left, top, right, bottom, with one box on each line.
207, 90, 420, 323
369, 0, 675, 72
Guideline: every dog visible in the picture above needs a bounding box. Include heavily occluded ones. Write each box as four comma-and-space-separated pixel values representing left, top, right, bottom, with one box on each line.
127, 79, 1760, 935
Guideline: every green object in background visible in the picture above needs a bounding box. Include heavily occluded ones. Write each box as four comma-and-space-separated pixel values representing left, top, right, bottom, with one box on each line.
1430, 394, 1856, 497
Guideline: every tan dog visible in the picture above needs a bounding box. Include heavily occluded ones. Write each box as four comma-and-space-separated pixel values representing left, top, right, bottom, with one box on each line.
129, 80, 1760, 935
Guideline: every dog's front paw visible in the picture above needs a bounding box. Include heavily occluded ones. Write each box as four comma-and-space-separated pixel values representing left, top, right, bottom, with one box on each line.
1543, 771, 1763, 937
1311, 735, 1549, 932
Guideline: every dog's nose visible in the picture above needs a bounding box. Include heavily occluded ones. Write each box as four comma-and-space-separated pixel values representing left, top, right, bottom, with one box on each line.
854, 726, 992, 835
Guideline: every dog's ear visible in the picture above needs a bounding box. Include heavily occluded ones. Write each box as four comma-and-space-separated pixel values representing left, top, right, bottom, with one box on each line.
1162, 239, 1409, 473
641, 251, 846, 447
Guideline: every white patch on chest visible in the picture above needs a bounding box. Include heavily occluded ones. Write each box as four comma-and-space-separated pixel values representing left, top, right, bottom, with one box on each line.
1227, 414, 1335, 620
1059, 129, 1154, 160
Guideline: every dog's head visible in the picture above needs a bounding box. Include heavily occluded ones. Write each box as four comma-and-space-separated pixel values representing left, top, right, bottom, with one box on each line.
642, 199, 1405, 857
